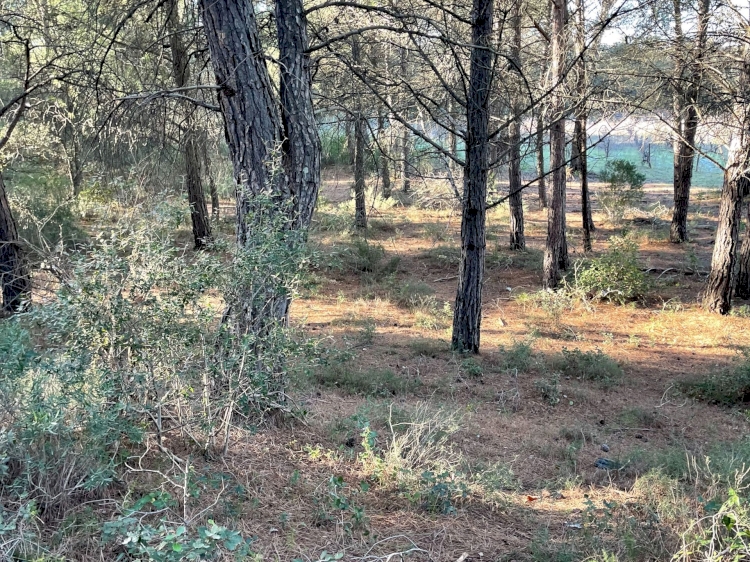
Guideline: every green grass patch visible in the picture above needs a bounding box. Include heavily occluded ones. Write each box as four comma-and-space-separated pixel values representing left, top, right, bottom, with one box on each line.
548, 347, 623, 385
314, 364, 420, 397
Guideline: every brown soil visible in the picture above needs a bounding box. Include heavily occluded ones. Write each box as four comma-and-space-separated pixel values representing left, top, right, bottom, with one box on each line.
197, 178, 749, 561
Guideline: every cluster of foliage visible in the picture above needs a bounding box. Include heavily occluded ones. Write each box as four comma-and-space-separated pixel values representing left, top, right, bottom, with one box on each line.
0, 204, 307, 558
597, 159, 646, 223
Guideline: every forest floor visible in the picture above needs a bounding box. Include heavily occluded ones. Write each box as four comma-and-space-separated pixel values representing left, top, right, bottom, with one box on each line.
177, 175, 750, 561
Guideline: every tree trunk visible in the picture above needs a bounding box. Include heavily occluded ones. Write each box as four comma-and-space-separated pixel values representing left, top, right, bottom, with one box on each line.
167, 0, 211, 249
736, 201, 750, 300
508, 0, 525, 250
573, 0, 593, 250
400, 47, 412, 193
536, 110, 547, 209
351, 37, 367, 229
451, 0, 494, 353
200, 134, 220, 220
579, 116, 592, 252
378, 111, 392, 198
0, 173, 30, 314
669, 0, 709, 243
201, 0, 320, 335
704, 40, 750, 314
543, 0, 569, 288
276, 0, 321, 232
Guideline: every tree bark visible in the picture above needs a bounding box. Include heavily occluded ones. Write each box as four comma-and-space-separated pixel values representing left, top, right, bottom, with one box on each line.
573, 0, 593, 251
378, 111, 392, 198
670, 0, 709, 243
704, 40, 750, 314
276, 0, 321, 232
400, 47, 412, 193
351, 37, 367, 229
167, 0, 211, 249
451, 0, 494, 353
508, 0, 525, 250
0, 173, 30, 314
543, 0, 569, 288
536, 110, 547, 209
736, 201, 750, 300
201, 0, 320, 335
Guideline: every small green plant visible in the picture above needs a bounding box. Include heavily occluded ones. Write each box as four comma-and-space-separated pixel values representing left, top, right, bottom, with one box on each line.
340, 238, 400, 279
497, 339, 534, 372
676, 488, 750, 562
460, 358, 483, 378
421, 245, 461, 268
413, 470, 468, 514
571, 236, 649, 304
549, 347, 624, 385
102, 492, 254, 561
536, 374, 561, 405
597, 159, 646, 223
313, 475, 370, 535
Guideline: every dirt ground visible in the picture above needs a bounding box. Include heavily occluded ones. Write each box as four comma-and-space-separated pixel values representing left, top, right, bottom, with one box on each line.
200, 175, 750, 562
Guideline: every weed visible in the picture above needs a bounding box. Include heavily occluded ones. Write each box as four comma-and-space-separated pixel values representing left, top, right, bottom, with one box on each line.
340, 238, 400, 279
314, 364, 420, 397
616, 407, 662, 428
514, 289, 575, 326
730, 305, 750, 318
497, 339, 534, 372
392, 280, 435, 308
536, 374, 561, 405
549, 347, 624, 385
571, 236, 649, 304
460, 358, 483, 379
423, 222, 453, 242
411, 470, 468, 514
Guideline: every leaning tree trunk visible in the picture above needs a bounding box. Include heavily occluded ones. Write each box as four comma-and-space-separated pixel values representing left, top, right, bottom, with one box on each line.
735, 201, 750, 300
508, 0, 525, 250
536, 110, 547, 209
543, 0, 569, 288
703, 39, 750, 314
451, 0, 494, 354
168, 0, 211, 249
670, 0, 709, 243
0, 173, 30, 314
201, 0, 320, 336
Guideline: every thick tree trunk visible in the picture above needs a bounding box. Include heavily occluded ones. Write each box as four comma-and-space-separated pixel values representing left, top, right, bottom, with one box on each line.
277, 0, 321, 232
451, 0, 494, 353
736, 202, 750, 300
508, 0, 525, 250
669, 0, 709, 243
201, 0, 320, 335
543, 0, 569, 288
0, 173, 30, 314
704, 41, 750, 313
536, 111, 547, 209
167, 0, 211, 249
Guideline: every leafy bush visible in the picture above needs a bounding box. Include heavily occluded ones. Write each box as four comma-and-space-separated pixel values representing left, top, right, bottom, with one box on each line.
0, 203, 301, 556
572, 237, 649, 304
340, 238, 400, 279
549, 347, 623, 385
535, 374, 561, 405
497, 339, 534, 372
597, 159, 646, 223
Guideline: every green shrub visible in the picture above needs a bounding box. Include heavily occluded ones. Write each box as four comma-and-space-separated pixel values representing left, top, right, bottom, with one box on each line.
549, 347, 623, 385
680, 355, 750, 406
535, 374, 561, 405
497, 339, 534, 372
597, 159, 646, 223
572, 237, 649, 304
340, 238, 400, 279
